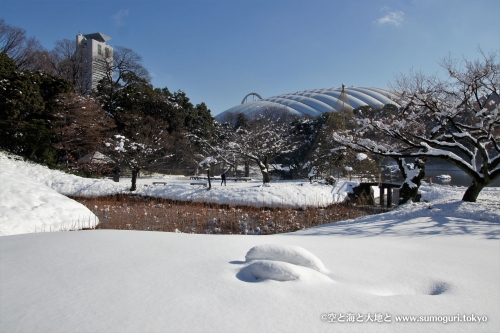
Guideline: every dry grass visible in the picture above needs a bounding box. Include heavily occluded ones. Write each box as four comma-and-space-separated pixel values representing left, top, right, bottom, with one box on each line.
72, 194, 388, 235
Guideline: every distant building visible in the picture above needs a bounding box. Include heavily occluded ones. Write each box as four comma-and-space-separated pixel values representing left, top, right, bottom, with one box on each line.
76, 32, 113, 93
216, 86, 400, 121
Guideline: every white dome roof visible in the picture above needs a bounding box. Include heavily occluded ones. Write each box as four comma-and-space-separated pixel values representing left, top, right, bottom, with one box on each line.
216, 86, 399, 120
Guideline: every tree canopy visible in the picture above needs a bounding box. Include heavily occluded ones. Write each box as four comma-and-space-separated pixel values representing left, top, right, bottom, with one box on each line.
0, 52, 72, 164
331, 49, 500, 202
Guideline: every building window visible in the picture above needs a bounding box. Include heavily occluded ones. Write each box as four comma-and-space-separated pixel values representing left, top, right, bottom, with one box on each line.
98, 44, 102, 55
105, 47, 111, 58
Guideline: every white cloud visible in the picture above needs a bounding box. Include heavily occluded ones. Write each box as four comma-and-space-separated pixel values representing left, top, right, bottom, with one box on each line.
113, 9, 129, 27
376, 11, 404, 26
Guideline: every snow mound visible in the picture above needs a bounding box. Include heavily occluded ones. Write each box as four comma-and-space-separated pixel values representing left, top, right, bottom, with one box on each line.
245, 244, 327, 273
245, 260, 332, 282
0, 164, 98, 236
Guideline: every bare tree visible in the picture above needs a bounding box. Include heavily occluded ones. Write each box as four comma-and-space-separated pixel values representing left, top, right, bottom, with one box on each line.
332, 49, 500, 202
0, 19, 45, 70
337, 104, 425, 204
96, 46, 151, 113
47, 39, 91, 94
204, 107, 297, 185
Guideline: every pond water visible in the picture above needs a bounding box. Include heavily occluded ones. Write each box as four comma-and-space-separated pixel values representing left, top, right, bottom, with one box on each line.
424, 169, 500, 187
382, 167, 500, 187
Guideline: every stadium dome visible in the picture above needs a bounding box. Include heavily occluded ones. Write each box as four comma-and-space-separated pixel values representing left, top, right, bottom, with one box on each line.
216, 86, 399, 121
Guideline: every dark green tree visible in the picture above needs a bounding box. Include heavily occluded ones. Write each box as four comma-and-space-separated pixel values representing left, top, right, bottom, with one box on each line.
185, 102, 215, 139
234, 113, 249, 130
0, 52, 72, 164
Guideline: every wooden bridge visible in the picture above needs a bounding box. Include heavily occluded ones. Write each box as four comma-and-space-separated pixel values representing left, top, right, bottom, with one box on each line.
359, 182, 403, 207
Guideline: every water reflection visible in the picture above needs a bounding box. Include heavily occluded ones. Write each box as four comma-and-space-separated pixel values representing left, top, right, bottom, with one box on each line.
382, 169, 500, 187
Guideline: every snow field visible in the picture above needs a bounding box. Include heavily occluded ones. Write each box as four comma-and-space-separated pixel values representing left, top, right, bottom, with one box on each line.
1, 151, 499, 332
1, 224, 498, 333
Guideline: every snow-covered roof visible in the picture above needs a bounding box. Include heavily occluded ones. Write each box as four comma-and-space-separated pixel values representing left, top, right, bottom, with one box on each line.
77, 152, 113, 164
216, 86, 400, 121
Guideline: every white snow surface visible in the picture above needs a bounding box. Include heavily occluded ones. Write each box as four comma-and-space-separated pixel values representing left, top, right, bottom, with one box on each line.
0, 151, 356, 214
356, 152, 368, 161
1, 151, 500, 332
0, 161, 98, 236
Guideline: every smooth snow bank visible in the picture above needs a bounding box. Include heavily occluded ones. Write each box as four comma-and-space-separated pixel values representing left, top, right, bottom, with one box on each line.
0, 163, 97, 236
245, 244, 327, 273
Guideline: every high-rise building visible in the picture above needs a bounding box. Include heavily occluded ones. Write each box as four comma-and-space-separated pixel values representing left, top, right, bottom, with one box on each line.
76, 32, 113, 93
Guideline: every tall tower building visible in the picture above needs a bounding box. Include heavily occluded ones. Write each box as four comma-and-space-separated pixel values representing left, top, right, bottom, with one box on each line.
76, 32, 113, 93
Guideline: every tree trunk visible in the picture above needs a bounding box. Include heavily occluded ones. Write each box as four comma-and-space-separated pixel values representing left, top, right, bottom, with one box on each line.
244, 160, 250, 177
233, 156, 237, 177
207, 169, 211, 190
397, 157, 426, 204
130, 168, 139, 191
259, 166, 271, 184
462, 179, 485, 202
258, 156, 271, 184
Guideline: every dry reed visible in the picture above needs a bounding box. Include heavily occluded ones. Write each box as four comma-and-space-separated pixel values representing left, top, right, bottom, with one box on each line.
72, 194, 388, 235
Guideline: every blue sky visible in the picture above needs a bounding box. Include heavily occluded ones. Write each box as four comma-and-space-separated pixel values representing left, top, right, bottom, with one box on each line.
3, 0, 499, 115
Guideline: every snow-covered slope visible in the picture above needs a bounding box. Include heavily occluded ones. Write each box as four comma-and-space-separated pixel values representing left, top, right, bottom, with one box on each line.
0, 153, 129, 197
0, 166, 97, 236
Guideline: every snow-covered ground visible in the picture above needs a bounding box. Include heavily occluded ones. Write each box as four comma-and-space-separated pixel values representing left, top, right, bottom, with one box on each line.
0, 152, 358, 236
1, 151, 499, 332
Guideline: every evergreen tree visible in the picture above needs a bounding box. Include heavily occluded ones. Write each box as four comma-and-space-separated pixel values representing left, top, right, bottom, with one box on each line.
0, 52, 72, 164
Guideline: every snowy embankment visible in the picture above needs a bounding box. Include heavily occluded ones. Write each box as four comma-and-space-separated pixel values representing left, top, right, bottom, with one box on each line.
0, 151, 355, 206
0, 165, 97, 236
0, 152, 355, 235
1, 151, 499, 332
0, 152, 130, 197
